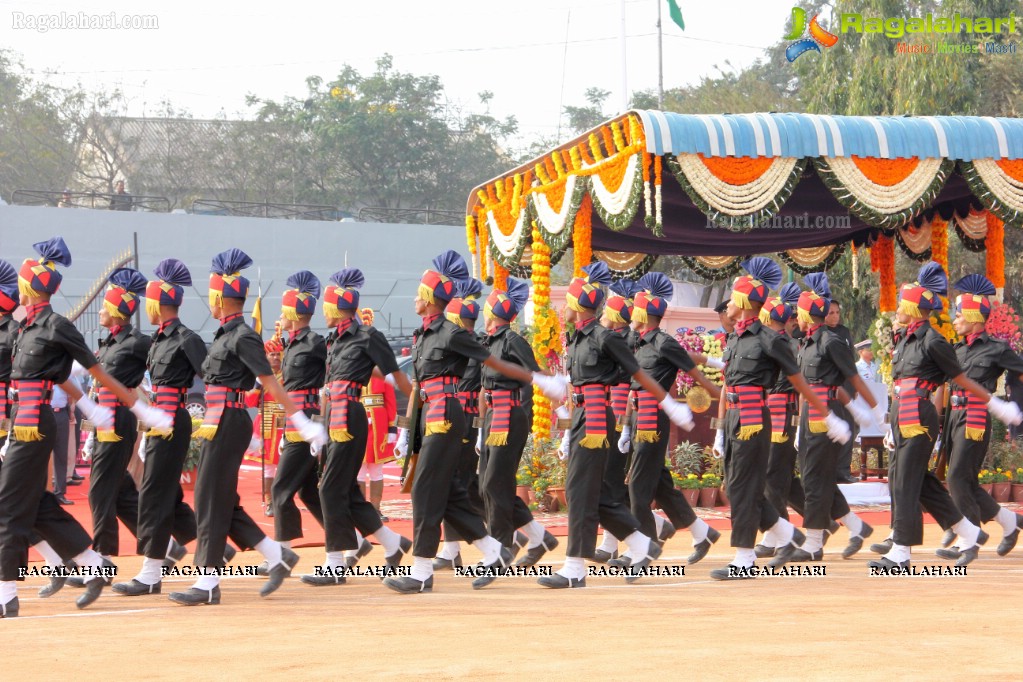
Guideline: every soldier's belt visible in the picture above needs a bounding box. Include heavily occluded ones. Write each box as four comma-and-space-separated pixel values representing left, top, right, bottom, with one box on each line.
362, 394, 385, 407
82, 420, 148, 434
274, 414, 324, 428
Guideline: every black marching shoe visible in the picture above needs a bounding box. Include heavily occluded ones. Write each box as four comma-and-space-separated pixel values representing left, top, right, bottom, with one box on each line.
787, 547, 823, 562
997, 514, 1023, 556
0, 597, 18, 618
538, 574, 586, 589
936, 530, 989, 562
472, 547, 514, 590
515, 531, 559, 567
260, 547, 300, 597
76, 576, 108, 609
842, 521, 874, 559
224, 543, 237, 563
869, 538, 894, 555
346, 538, 375, 569
383, 575, 433, 594
687, 526, 721, 565
300, 570, 346, 586
658, 519, 677, 543
625, 540, 663, 583
433, 553, 463, 570
162, 540, 188, 569
168, 586, 221, 606
768, 528, 806, 568
867, 556, 909, 571
709, 564, 756, 581
940, 528, 956, 548
592, 548, 618, 564
753, 544, 777, 559
67, 557, 116, 588
112, 579, 161, 596
381, 536, 412, 577
822, 520, 841, 547
509, 530, 529, 561
256, 560, 270, 577
607, 553, 631, 568
38, 560, 76, 598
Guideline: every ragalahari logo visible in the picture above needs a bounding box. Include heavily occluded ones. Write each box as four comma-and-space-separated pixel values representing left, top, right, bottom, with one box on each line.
785, 7, 838, 62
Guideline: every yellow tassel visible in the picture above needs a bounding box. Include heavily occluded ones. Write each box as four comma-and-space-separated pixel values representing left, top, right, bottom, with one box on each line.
193, 424, 218, 440
285, 432, 305, 443
731, 291, 751, 310
614, 424, 623, 433
771, 433, 789, 444
635, 430, 659, 443
0, 429, 6, 439
759, 308, 773, 325
579, 434, 609, 449
329, 428, 353, 443
14, 426, 42, 442
736, 425, 763, 441
632, 307, 648, 325
797, 308, 814, 326
485, 432, 509, 446
96, 430, 122, 443
808, 419, 829, 434
897, 300, 922, 319
899, 424, 929, 439
425, 421, 451, 436
965, 427, 985, 441
147, 427, 173, 439
417, 283, 435, 306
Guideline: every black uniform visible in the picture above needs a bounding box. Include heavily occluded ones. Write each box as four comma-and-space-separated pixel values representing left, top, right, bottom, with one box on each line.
410, 316, 491, 559
271, 327, 327, 542
0, 316, 16, 457
479, 324, 540, 547
946, 333, 1023, 525
443, 333, 485, 544
763, 330, 805, 519
796, 326, 856, 530
136, 318, 203, 560
193, 314, 273, 566
322, 320, 398, 552
829, 324, 858, 480
89, 326, 151, 556
603, 327, 635, 515
889, 322, 966, 546
0, 305, 97, 580
627, 328, 698, 539
564, 318, 644, 558
720, 320, 801, 548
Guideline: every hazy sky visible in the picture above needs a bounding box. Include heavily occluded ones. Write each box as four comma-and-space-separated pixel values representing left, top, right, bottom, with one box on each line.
3, 0, 796, 145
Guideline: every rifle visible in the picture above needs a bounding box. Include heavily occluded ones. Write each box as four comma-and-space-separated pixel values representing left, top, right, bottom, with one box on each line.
933, 383, 952, 480
398, 382, 422, 494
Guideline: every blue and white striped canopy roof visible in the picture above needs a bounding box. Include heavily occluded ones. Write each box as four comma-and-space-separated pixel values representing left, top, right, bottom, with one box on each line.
632, 111, 1023, 161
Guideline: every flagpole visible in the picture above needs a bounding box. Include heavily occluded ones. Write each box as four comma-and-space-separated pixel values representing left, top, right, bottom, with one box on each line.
619, 0, 628, 112
656, 0, 664, 108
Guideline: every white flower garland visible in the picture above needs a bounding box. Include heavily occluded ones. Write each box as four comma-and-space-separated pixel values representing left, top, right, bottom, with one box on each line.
826, 157, 945, 213
674, 154, 800, 216
589, 154, 640, 217
486, 207, 529, 258
953, 209, 990, 240
970, 159, 1023, 214
530, 174, 579, 236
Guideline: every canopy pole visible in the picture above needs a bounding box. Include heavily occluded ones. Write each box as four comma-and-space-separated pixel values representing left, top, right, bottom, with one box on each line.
619, 0, 628, 111
656, 0, 664, 108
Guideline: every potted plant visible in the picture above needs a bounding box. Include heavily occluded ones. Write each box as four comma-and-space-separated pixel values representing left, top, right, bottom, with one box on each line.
699, 472, 721, 508
180, 417, 204, 490
978, 469, 995, 495
992, 469, 1012, 503
516, 469, 535, 506
678, 473, 701, 507
702, 449, 728, 506
547, 455, 567, 510
1012, 467, 1023, 504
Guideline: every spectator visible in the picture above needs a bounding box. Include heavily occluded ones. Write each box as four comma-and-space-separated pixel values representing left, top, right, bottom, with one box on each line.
50, 383, 76, 504
854, 340, 880, 383
110, 180, 133, 211
57, 189, 74, 208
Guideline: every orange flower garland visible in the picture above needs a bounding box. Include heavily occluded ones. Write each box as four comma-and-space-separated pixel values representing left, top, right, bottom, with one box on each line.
573, 194, 594, 276
931, 214, 949, 272
493, 262, 508, 292
530, 222, 562, 439
870, 235, 897, 312
479, 222, 489, 282
465, 215, 478, 277
849, 156, 921, 186
698, 154, 776, 186
986, 212, 1005, 289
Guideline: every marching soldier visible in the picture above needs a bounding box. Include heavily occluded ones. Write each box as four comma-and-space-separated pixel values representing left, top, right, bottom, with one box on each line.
114, 258, 204, 596
0, 238, 170, 617
709, 258, 850, 580
168, 248, 327, 605
385, 250, 565, 594
868, 262, 1020, 571
939, 274, 1023, 557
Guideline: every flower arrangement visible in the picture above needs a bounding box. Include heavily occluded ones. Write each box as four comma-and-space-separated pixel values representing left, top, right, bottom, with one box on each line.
991, 468, 1012, 483
674, 332, 724, 393
699, 472, 722, 489
930, 309, 958, 345
572, 194, 593, 276
869, 313, 896, 384
987, 301, 1023, 354
667, 441, 704, 478
530, 222, 563, 439
1014, 467, 1023, 484
978, 469, 996, 484
677, 473, 701, 489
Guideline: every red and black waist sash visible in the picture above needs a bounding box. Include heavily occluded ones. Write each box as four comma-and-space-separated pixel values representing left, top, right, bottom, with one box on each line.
767, 392, 797, 444
951, 388, 987, 441
895, 377, 938, 438
421, 376, 459, 437
147, 385, 187, 438
484, 388, 521, 446
95, 386, 127, 442
327, 380, 362, 443
193, 385, 245, 440
458, 389, 480, 417
806, 384, 839, 434
609, 383, 631, 432
572, 384, 611, 449
11, 379, 54, 442
0, 380, 9, 436
286, 387, 321, 443
634, 389, 661, 443
724, 384, 765, 440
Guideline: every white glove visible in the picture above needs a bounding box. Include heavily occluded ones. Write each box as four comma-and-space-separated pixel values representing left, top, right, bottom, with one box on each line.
131, 401, 173, 431
137, 434, 147, 463
872, 403, 888, 428
394, 428, 409, 460
385, 373, 396, 387
846, 401, 874, 430
532, 372, 568, 402
82, 432, 96, 462
988, 396, 1023, 426
475, 428, 483, 455
555, 405, 570, 420
659, 395, 694, 431
824, 411, 851, 445
0, 437, 9, 461
556, 430, 570, 461
617, 425, 632, 454
793, 426, 801, 450
712, 429, 725, 459
291, 411, 327, 451
386, 430, 397, 444
77, 395, 114, 431
70, 361, 89, 379
704, 357, 725, 370
883, 425, 895, 451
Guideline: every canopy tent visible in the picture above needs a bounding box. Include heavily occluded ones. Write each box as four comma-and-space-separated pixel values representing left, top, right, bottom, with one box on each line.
465, 111, 1023, 281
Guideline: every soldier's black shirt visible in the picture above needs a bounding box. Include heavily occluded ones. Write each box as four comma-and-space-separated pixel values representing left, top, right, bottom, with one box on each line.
566, 317, 638, 386
201, 315, 272, 390
458, 331, 485, 394
630, 328, 696, 392
951, 332, 1023, 393
798, 326, 858, 387
721, 320, 800, 389
11, 304, 97, 382
147, 318, 207, 388
770, 330, 800, 394
96, 325, 151, 389
482, 324, 539, 390
412, 316, 489, 382
281, 327, 327, 391
891, 322, 961, 385
325, 320, 398, 386
0, 316, 16, 383
613, 327, 637, 385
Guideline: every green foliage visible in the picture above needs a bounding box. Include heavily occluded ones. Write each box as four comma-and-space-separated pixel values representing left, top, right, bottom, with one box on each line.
184, 418, 204, 472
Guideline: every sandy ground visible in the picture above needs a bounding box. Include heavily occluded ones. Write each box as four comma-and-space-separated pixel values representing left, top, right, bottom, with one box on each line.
7, 524, 1023, 681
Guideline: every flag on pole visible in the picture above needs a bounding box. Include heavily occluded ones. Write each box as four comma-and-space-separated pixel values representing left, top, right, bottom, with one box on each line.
666, 0, 685, 30
251, 295, 263, 335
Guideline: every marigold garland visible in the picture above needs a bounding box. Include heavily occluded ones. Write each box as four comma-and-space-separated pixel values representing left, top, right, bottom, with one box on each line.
529, 222, 562, 438
573, 194, 593, 277
698, 154, 776, 186
985, 212, 1006, 288
870, 235, 897, 312
493, 262, 508, 292
849, 156, 921, 187
930, 214, 949, 272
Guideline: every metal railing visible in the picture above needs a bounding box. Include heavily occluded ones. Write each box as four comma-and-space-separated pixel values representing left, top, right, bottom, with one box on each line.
66, 249, 135, 348
191, 199, 344, 221
357, 206, 463, 226
10, 189, 171, 213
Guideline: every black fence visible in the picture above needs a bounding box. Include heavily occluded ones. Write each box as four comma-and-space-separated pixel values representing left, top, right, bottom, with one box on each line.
357, 206, 463, 226
191, 199, 345, 221
10, 189, 171, 213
